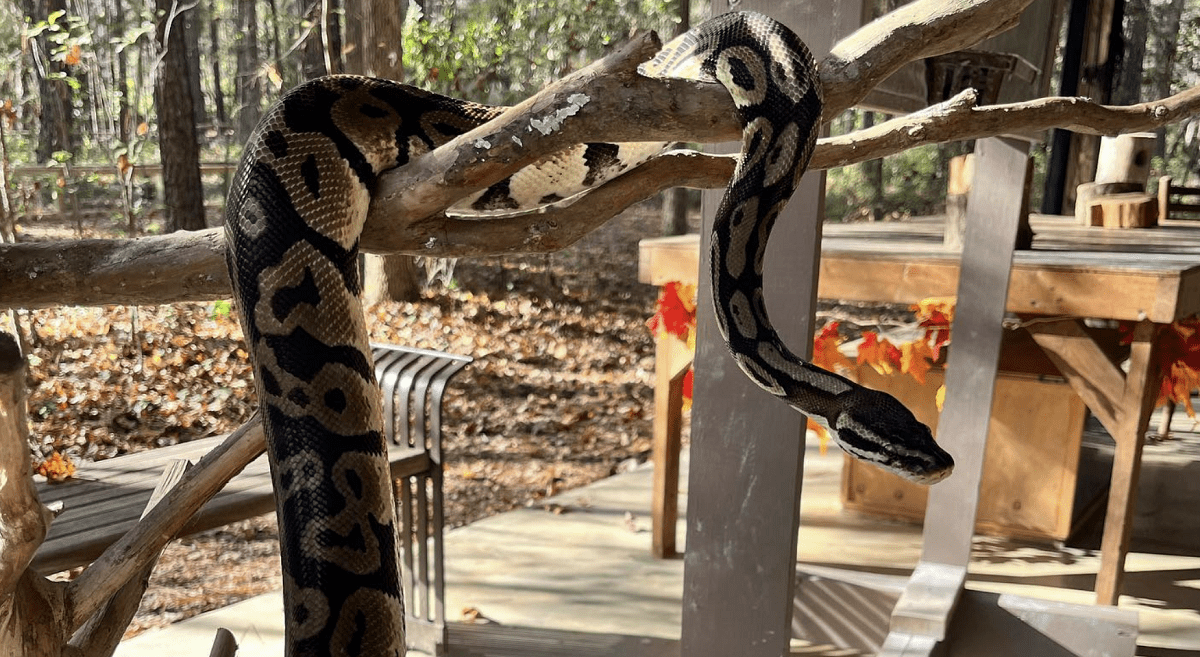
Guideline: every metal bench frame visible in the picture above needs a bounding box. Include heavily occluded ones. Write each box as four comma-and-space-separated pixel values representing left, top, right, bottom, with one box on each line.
33, 343, 471, 655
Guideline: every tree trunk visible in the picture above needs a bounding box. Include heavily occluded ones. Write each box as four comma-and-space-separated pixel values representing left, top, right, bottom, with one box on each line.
24, 0, 74, 164
862, 111, 884, 219
1150, 0, 1185, 162
325, 0, 343, 75
352, 0, 421, 303
154, 0, 206, 231
185, 6, 206, 128
1114, 0, 1146, 105
113, 0, 131, 143
235, 0, 261, 142
210, 18, 227, 126
266, 0, 286, 89
343, 0, 364, 76
661, 0, 691, 236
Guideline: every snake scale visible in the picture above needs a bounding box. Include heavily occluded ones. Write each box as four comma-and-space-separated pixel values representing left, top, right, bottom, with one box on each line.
224, 11, 953, 656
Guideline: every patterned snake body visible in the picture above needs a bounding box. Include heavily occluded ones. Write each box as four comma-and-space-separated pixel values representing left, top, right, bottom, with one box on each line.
225, 11, 951, 656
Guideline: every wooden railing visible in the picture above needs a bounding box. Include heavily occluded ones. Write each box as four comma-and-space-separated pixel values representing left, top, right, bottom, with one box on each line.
1159, 176, 1200, 221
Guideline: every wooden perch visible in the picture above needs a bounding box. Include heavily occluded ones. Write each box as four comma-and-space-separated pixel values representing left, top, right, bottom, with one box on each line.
0, 334, 51, 595
3, 78, 1198, 310
0, 318, 267, 654
66, 419, 266, 628
0, 332, 69, 657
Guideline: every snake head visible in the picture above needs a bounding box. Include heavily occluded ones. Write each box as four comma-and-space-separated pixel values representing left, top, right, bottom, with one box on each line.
830, 386, 954, 485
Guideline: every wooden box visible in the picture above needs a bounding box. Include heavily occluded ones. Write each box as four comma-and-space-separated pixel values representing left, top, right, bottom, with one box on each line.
841, 366, 1089, 542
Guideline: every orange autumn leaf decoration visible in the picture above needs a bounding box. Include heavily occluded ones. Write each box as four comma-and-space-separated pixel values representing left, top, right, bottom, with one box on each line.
649, 282, 699, 408
36, 451, 76, 482
812, 321, 853, 373
912, 297, 955, 359
1124, 318, 1200, 417
858, 331, 902, 375
900, 339, 936, 385
647, 281, 697, 345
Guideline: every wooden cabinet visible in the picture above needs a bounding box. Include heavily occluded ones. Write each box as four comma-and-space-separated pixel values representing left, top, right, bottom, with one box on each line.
841, 365, 1094, 542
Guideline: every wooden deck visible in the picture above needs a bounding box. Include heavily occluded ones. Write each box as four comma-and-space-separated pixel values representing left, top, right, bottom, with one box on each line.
114, 434, 1200, 657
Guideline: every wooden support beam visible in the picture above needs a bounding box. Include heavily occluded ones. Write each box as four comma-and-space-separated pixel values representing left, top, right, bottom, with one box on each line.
1029, 317, 1164, 604
651, 335, 691, 558
1095, 320, 1161, 605
680, 3, 853, 654
885, 136, 1030, 655
1026, 319, 1125, 435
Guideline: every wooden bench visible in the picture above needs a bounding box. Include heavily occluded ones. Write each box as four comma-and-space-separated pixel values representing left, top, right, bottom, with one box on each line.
32, 343, 471, 656
1158, 176, 1200, 222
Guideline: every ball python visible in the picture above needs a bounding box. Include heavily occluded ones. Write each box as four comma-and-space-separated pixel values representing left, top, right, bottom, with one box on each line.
224, 10, 953, 656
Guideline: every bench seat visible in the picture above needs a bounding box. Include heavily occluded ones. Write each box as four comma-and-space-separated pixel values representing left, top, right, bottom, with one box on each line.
32, 342, 471, 655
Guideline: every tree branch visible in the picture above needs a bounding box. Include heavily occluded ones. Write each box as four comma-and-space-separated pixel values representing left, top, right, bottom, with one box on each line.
815, 86, 1200, 169
820, 0, 1036, 113
66, 419, 266, 629
0, 333, 52, 593
2, 80, 1198, 310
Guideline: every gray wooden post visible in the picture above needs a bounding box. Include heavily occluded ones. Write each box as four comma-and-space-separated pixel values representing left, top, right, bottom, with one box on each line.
883, 136, 1031, 655
681, 3, 858, 655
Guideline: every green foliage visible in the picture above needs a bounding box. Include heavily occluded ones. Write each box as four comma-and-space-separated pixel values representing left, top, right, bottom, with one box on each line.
403, 0, 680, 104
825, 110, 951, 221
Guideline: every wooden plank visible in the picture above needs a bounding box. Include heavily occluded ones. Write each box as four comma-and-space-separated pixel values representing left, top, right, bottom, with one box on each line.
1096, 321, 1161, 605
637, 235, 700, 286
843, 368, 1087, 542
33, 437, 425, 574
651, 334, 690, 558
888, 137, 1030, 649
640, 233, 1200, 323
680, 4, 852, 654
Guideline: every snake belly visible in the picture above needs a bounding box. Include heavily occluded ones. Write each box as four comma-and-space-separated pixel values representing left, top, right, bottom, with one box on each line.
225, 11, 951, 657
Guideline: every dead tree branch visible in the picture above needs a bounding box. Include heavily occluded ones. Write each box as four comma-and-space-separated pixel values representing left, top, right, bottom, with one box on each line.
66, 419, 265, 628
0, 0, 1196, 309
3, 81, 1197, 310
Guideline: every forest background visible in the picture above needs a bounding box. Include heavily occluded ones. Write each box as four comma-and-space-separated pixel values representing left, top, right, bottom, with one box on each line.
1, 0, 1198, 238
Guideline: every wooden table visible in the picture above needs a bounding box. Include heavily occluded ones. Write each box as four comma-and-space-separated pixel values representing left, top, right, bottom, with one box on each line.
639, 215, 1200, 605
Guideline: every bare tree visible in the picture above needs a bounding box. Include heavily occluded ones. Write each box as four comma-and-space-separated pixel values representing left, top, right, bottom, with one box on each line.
153, 0, 205, 231
235, 0, 262, 141
348, 0, 424, 304
22, 0, 74, 164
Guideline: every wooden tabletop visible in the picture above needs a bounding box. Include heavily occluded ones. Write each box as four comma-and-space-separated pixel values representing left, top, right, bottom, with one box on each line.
639, 216, 1200, 324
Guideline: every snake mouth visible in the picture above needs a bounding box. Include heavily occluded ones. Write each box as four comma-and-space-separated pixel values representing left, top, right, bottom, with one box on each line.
883, 442, 955, 485
907, 460, 954, 485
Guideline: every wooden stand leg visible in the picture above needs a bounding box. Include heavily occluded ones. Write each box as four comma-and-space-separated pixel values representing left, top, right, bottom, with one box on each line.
1028, 319, 1164, 605
652, 333, 689, 558
1096, 321, 1161, 605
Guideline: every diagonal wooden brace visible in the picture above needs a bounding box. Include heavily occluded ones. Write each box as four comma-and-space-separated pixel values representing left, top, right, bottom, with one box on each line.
1027, 319, 1162, 604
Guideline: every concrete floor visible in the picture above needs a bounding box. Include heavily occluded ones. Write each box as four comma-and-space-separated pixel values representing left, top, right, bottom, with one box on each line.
116, 439, 1200, 657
